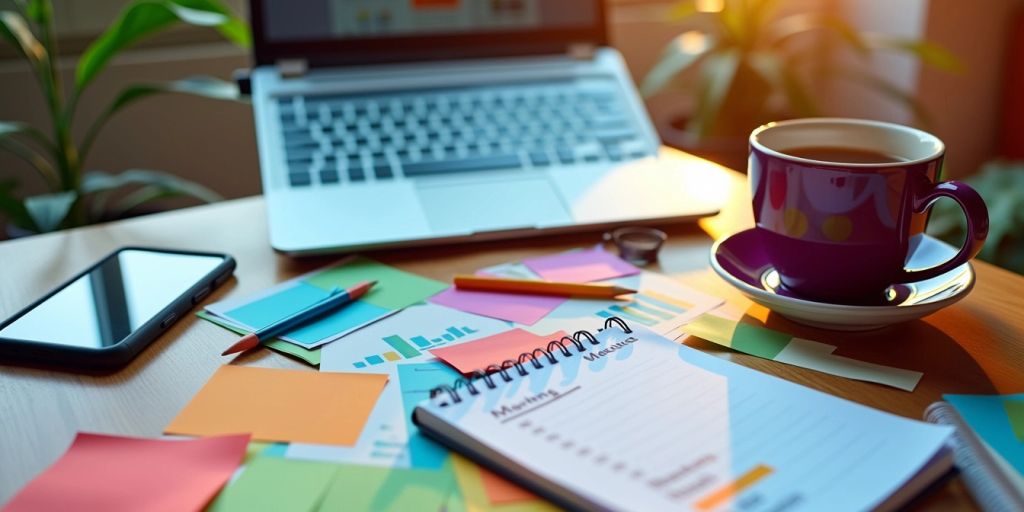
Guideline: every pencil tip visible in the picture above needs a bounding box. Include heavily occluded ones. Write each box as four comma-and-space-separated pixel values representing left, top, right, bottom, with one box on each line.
222, 334, 259, 356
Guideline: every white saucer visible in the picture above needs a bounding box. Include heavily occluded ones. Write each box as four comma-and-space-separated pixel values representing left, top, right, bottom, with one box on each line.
710, 229, 975, 331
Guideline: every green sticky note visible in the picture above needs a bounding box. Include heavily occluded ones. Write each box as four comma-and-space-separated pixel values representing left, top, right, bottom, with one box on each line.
685, 315, 791, 360
684, 314, 740, 345
208, 457, 338, 512
732, 323, 792, 360
1004, 399, 1024, 442
319, 462, 464, 512
196, 311, 321, 366
264, 340, 321, 366
303, 256, 447, 310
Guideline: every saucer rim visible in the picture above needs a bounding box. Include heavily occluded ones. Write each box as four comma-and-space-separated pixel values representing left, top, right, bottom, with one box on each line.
709, 228, 975, 314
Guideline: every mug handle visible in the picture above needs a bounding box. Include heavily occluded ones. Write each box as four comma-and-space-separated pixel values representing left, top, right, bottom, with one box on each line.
900, 181, 989, 283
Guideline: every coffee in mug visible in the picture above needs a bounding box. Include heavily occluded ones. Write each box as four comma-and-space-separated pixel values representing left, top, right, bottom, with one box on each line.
748, 118, 989, 303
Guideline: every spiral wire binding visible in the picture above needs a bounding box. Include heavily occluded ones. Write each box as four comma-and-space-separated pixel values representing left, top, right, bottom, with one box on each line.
430, 317, 633, 406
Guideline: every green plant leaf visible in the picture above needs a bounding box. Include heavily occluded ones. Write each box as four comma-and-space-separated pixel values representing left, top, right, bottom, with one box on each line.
688, 48, 740, 138
0, 120, 51, 150
0, 10, 46, 63
76, 0, 248, 92
17, 0, 52, 26
23, 189, 75, 232
82, 169, 222, 221
864, 34, 962, 73
172, 0, 250, 47
746, 52, 817, 117
0, 120, 59, 187
766, 13, 869, 55
641, 33, 716, 97
0, 180, 35, 231
79, 77, 243, 161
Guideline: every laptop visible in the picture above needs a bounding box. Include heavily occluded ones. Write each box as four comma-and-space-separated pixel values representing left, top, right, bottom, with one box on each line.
248, 0, 721, 255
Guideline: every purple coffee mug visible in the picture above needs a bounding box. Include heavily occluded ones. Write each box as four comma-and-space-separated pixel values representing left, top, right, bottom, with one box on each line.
748, 118, 989, 303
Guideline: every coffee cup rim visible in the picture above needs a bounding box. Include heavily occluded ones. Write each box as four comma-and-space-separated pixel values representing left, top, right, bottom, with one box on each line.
749, 118, 945, 168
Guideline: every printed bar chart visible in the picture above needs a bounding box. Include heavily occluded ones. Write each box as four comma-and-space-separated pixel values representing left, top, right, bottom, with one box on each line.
353, 326, 480, 368
596, 292, 690, 326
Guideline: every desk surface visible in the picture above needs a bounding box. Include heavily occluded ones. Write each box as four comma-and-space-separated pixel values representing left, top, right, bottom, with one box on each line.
2, 153, 1022, 508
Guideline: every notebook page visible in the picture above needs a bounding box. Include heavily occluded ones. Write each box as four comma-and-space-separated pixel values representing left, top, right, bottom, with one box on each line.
420, 325, 952, 512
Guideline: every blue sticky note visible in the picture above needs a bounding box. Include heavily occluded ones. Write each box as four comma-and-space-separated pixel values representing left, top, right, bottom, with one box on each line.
225, 282, 390, 346
945, 393, 1024, 475
397, 362, 460, 469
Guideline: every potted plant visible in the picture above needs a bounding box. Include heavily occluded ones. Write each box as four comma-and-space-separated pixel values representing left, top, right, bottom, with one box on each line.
0, 0, 249, 235
641, 0, 959, 168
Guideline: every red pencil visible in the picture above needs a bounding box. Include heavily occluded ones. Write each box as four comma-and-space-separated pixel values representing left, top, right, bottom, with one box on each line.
221, 280, 376, 356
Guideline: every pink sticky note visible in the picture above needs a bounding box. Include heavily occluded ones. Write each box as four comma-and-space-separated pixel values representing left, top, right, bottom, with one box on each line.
428, 288, 565, 325
523, 247, 640, 283
5, 433, 249, 512
431, 328, 568, 374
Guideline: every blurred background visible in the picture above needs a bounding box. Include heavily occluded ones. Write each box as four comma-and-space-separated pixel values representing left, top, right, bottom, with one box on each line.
1, 0, 1022, 270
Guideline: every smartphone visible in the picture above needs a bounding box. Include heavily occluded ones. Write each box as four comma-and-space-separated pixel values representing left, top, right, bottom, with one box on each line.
0, 247, 235, 371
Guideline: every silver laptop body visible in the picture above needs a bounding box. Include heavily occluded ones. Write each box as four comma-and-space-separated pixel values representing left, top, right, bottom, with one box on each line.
248, 1, 719, 255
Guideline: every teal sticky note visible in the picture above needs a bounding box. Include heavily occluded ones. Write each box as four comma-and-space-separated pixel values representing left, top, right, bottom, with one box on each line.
945, 393, 1024, 475
224, 281, 390, 346
397, 362, 461, 469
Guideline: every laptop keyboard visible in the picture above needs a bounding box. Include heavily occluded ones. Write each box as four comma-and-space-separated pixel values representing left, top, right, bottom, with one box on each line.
277, 80, 652, 187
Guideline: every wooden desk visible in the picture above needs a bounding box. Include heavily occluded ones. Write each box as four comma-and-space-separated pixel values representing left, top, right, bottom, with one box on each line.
2, 154, 1022, 508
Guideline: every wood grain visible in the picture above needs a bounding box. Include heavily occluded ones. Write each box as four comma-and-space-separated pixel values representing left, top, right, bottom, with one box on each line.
1, 153, 1020, 508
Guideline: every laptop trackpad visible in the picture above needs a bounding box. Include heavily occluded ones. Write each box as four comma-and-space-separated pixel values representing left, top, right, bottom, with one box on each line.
417, 178, 571, 234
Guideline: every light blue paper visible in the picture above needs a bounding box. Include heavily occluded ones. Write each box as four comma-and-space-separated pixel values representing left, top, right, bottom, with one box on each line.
224, 281, 390, 347
945, 393, 1024, 476
397, 362, 460, 469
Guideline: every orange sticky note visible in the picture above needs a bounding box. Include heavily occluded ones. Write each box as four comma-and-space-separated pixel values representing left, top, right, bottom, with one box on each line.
479, 467, 538, 504
430, 329, 568, 374
166, 366, 387, 446
5, 433, 249, 512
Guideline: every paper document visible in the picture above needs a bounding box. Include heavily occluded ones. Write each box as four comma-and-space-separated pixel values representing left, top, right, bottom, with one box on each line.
208, 456, 338, 512
320, 303, 511, 372
523, 246, 639, 283
528, 271, 723, 336
415, 323, 953, 511
166, 366, 387, 446
945, 393, 1024, 476
205, 257, 445, 349
682, 314, 923, 391
5, 433, 248, 512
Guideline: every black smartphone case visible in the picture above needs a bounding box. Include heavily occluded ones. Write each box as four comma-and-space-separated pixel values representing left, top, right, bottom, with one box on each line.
0, 247, 236, 372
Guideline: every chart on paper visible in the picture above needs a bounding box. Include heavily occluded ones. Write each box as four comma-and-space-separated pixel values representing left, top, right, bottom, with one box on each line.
353, 325, 482, 368
320, 303, 512, 372
531, 272, 723, 336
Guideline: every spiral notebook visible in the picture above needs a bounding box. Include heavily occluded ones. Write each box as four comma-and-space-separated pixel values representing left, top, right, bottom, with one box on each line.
925, 401, 1024, 511
413, 318, 956, 512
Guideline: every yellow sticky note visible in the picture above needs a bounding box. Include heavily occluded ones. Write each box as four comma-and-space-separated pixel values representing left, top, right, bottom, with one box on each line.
166, 365, 387, 446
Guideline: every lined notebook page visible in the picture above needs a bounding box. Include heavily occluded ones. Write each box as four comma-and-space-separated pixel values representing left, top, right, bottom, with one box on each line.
419, 325, 952, 511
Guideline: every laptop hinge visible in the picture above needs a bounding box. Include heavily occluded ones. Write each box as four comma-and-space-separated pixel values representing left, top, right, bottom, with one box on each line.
276, 59, 308, 78
567, 43, 596, 60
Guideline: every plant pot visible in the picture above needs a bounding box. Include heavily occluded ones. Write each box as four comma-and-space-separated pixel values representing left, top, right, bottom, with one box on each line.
656, 113, 750, 172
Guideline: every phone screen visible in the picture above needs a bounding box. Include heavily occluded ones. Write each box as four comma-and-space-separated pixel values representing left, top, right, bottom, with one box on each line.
0, 249, 226, 349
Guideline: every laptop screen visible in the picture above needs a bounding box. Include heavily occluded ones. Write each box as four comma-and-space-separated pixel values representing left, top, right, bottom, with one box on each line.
251, 0, 605, 65
260, 0, 598, 42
